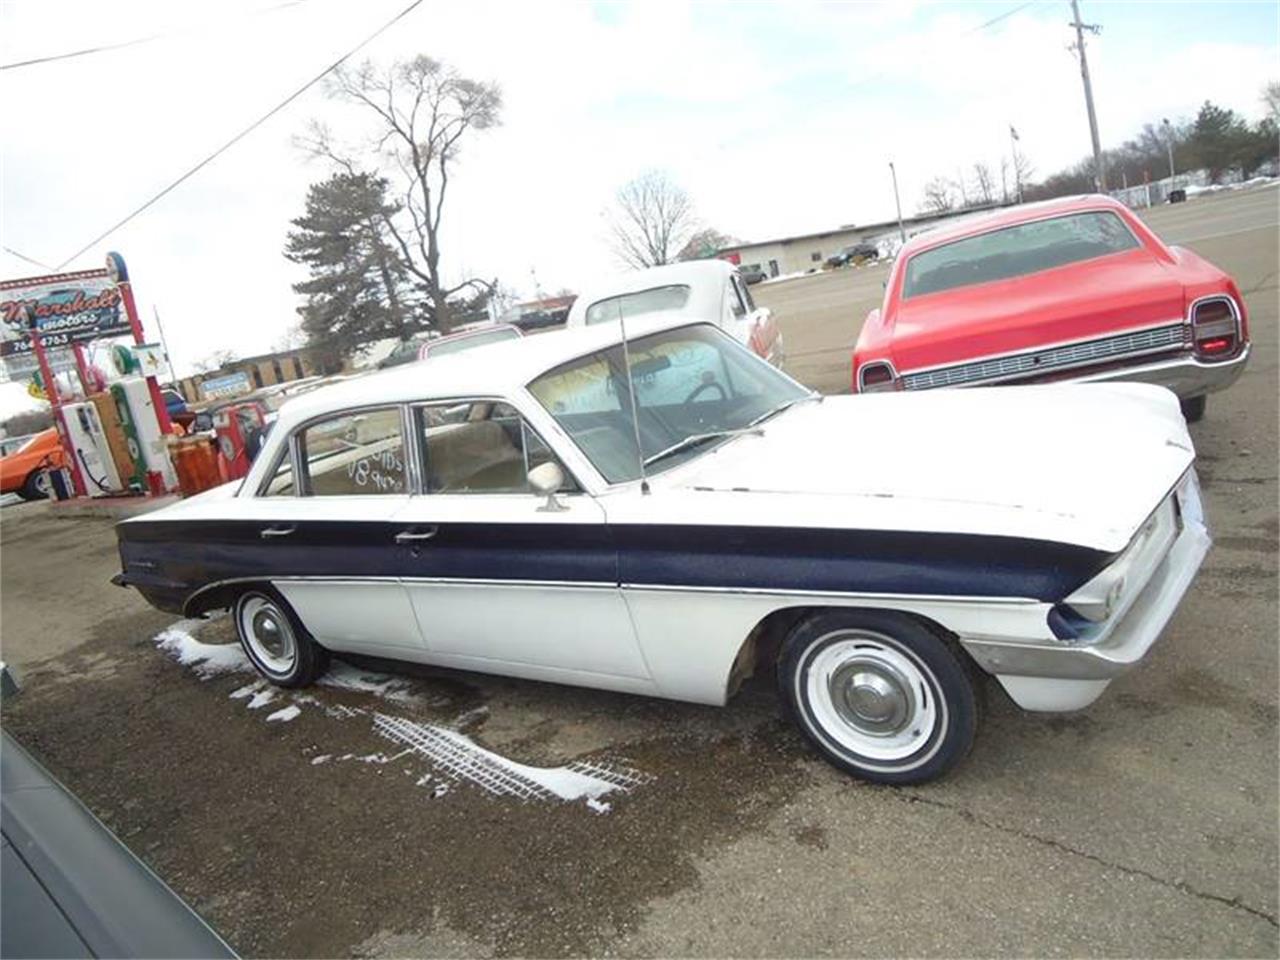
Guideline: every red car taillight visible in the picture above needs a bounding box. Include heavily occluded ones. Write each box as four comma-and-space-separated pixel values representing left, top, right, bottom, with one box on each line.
1191, 297, 1241, 361
857, 361, 900, 393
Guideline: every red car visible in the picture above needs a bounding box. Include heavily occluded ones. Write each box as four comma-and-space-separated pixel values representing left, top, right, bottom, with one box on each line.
851, 195, 1249, 421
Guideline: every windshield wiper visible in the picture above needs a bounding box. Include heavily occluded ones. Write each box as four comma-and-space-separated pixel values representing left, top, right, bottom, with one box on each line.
642, 427, 764, 468
748, 392, 822, 428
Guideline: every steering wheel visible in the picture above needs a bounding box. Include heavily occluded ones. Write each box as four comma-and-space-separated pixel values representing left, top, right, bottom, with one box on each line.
684, 380, 727, 404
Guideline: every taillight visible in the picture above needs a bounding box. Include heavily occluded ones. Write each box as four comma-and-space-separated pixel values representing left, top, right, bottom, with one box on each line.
1191, 297, 1240, 361
858, 361, 899, 393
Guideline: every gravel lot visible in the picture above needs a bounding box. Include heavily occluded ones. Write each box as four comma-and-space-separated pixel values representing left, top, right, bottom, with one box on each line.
2, 187, 1277, 958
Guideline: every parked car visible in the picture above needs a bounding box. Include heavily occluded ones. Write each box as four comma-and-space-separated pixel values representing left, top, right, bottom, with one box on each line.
417, 324, 522, 359
850, 194, 1249, 422
114, 317, 1209, 784
0, 428, 64, 500
827, 242, 879, 269
566, 260, 784, 367
738, 264, 769, 285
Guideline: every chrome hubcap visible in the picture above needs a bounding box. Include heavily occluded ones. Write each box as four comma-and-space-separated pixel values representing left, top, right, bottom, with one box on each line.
239, 596, 296, 674
803, 630, 942, 764
831, 662, 913, 735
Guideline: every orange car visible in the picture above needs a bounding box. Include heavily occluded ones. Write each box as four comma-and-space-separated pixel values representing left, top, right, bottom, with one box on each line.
0, 428, 66, 500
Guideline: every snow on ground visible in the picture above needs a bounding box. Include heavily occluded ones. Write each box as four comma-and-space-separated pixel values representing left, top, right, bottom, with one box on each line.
154, 619, 251, 678
153, 618, 653, 812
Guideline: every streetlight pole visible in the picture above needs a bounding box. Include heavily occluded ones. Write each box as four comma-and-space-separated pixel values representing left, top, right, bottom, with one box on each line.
889, 162, 906, 244
1162, 117, 1176, 183
1070, 0, 1107, 191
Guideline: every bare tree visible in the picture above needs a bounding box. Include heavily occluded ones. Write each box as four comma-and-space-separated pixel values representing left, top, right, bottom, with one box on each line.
1264, 80, 1280, 123
920, 177, 956, 214
303, 56, 502, 331
677, 226, 738, 261
193, 349, 239, 374
972, 163, 995, 204
607, 171, 698, 269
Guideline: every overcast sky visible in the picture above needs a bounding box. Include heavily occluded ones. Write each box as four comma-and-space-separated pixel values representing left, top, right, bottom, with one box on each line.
1, 0, 1276, 416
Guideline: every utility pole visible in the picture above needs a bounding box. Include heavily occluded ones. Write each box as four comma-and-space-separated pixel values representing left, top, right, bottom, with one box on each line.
1069, 0, 1106, 191
889, 162, 906, 244
1162, 117, 1176, 183
1009, 126, 1024, 203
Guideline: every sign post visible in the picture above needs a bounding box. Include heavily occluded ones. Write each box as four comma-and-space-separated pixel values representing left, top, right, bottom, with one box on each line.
23, 307, 86, 497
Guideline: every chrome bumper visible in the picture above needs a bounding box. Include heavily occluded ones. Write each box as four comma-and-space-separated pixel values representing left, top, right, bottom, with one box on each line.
1071, 346, 1249, 398
961, 472, 1211, 711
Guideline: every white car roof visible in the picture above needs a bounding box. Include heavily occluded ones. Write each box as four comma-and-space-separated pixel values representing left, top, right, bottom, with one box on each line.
272, 313, 715, 431
566, 259, 735, 327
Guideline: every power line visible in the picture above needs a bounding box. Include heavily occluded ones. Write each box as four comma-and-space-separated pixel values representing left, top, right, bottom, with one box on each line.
54, 0, 424, 271
972, 0, 1040, 33
2, 246, 54, 271
0, 1, 307, 72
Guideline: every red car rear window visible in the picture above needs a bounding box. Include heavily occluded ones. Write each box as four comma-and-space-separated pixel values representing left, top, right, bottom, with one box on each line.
903, 211, 1140, 299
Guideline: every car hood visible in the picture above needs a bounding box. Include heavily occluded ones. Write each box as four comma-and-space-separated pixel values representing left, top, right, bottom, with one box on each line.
664, 385, 1194, 554
889, 249, 1185, 372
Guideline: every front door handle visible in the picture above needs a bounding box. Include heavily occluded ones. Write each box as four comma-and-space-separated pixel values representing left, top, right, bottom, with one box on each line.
395, 526, 438, 544
260, 525, 297, 539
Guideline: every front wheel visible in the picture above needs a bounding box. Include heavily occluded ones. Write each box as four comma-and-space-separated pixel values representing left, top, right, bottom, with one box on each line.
18, 470, 51, 501
779, 610, 979, 784
234, 587, 328, 687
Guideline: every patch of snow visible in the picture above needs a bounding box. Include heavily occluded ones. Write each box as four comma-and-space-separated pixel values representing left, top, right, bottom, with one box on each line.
229, 682, 263, 700
319, 662, 421, 703
155, 621, 251, 679
759, 270, 808, 285
246, 689, 277, 710
586, 798, 612, 815
266, 705, 301, 723
372, 712, 651, 810
311, 754, 332, 765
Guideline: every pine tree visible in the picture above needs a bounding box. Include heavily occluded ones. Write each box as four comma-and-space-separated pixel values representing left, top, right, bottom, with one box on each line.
284, 173, 415, 357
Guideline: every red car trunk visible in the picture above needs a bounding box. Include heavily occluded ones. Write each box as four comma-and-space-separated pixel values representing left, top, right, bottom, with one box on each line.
889, 247, 1186, 373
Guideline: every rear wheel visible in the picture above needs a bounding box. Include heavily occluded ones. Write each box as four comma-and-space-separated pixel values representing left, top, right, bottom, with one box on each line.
234, 587, 328, 687
779, 610, 979, 784
18, 470, 50, 501
1180, 395, 1206, 423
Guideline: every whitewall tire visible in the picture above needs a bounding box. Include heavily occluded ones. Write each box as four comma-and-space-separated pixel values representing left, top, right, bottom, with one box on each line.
234, 587, 328, 688
780, 610, 979, 784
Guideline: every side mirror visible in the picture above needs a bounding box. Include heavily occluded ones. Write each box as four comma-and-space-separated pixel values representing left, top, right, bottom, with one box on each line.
529, 461, 568, 512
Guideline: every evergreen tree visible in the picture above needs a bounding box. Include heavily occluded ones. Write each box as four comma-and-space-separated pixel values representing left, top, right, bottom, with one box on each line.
284, 173, 414, 356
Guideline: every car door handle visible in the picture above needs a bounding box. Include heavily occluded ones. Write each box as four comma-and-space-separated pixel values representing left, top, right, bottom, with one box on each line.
395, 526, 438, 543
260, 525, 297, 539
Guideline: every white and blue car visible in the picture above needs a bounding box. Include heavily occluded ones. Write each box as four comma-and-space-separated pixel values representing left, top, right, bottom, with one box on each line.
115, 316, 1210, 783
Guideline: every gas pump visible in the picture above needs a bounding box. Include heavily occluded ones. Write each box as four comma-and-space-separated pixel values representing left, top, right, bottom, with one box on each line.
213, 401, 267, 481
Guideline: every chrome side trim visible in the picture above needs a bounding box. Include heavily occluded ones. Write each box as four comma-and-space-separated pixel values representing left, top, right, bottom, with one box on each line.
901, 321, 1191, 390
619, 582, 1040, 605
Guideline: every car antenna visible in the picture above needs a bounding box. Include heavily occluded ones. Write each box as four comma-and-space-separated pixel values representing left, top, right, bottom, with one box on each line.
616, 299, 650, 495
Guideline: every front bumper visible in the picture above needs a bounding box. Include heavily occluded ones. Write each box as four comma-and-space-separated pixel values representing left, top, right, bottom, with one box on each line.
960, 471, 1211, 711
1071, 346, 1249, 399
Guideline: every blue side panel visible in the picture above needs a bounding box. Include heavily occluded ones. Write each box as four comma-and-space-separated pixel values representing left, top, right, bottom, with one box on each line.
115, 518, 1113, 613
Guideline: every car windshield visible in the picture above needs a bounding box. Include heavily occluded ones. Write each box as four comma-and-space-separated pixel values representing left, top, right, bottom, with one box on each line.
583, 285, 691, 325
903, 211, 1140, 298
528, 324, 808, 483
429, 327, 519, 357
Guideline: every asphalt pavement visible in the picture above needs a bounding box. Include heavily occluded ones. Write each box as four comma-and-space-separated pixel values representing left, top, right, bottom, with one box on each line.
1, 186, 1276, 958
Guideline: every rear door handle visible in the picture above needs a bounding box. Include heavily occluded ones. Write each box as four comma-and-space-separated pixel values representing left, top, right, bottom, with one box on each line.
260, 525, 297, 539
395, 526, 438, 544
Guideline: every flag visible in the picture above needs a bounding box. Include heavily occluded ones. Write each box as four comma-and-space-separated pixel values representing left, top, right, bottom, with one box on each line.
1010, 125, 1020, 141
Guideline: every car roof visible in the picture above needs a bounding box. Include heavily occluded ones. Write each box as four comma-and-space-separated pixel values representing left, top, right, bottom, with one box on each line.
273, 313, 716, 430
568, 260, 734, 325
900, 194, 1131, 258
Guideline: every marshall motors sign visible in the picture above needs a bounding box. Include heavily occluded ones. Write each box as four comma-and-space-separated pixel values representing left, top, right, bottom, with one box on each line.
0, 268, 131, 372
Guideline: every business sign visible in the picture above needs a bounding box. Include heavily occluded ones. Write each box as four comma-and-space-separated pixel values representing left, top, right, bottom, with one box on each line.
132, 343, 170, 378
2, 346, 78, 379
200, 371, 252, 400
0, 269, 130, 367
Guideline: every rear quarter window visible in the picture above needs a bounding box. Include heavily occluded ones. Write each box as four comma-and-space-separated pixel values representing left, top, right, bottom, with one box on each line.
904, 211, 1140, 298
